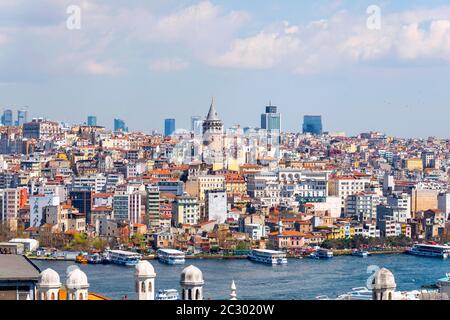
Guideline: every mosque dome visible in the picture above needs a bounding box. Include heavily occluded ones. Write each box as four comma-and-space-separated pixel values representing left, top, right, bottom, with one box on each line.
372, 268, 396, 290
135, 261, 156, 277
180, 265, 204, 285
66, 268, 89, 289
38, 268, 61, 288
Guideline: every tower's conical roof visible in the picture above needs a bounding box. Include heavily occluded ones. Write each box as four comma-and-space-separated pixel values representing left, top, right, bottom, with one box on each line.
206, 97, 220, 121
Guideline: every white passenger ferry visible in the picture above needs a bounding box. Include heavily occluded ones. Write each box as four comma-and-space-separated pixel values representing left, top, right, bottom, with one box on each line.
407, 244, 450, 259
335, 287, 373, 300
156, 289, 179, 300
106, 250, 142, 266
157, 249, 186, 265
248, 249, 288, 265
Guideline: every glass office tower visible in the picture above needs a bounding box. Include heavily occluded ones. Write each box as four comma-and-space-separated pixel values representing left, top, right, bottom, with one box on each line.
87, 116, 97, 126
303, 115, 323, 135
114, 118, 128, 132
164, 118, 176, 137
261, 105, 281, 132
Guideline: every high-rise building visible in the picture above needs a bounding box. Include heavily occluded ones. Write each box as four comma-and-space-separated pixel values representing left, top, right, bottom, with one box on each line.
1, 110, 13, 126
260, 104, 281, 132
16, 110, 28, 126
87, 116, 97, 126
164, 118, 176, 137
146, 185, 160, 228
69, 191, 93, 224
302, 115, 323, 135
191, 116, 203, 135
114, 118, 128, 132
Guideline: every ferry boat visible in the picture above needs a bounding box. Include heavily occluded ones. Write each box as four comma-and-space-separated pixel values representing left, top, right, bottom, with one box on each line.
75, 253, 88, 264
156, 289, 179, 300
407, 244, 450, 259
106, 250, 142, 266
157, 249, 185, 265
309, 248, 334, 259
335, 287, 373, 300
248, 249, 288, 265
352, 249, 369, 258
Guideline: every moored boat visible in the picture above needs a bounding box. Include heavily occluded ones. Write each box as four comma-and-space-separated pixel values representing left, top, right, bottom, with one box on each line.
75, 252, 88, 264
106, 250, 142, 266
352, 249, 369, 258
87, 253, 103, 264
309, 248, 334, 259
407, 244, 450, 259
156, 289, 179, 300
157, 249, 185, 265
336, 287, 373, 300
248, 249, 288, 265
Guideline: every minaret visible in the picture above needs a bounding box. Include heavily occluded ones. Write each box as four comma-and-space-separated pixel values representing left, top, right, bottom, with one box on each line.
37, 268, 61, 300
230, 280, 237, 300
180, 265, 204, 300
66, 268, 89, 300
371, 268, 397, 300
135, 260, 157, 300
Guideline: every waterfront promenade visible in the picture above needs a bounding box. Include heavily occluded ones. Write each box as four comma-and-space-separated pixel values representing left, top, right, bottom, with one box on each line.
28, 248, 408, 262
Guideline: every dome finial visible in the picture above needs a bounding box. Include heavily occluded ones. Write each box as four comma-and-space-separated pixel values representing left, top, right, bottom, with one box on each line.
230, 280, 237, 300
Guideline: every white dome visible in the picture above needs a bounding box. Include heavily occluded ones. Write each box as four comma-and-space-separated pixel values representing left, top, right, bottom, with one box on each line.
180, 265, 204, 285
66, 268, 89, 289
39, 268, 61, 288
135, 261, 156, 277
372, 268, 396, 290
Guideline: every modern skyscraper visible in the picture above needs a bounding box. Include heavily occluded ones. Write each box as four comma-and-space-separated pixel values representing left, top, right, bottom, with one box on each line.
164, 118, 176, 137
87, 116, 97, 126
1, 109, 13, 126
260, 104, 281, 132
303, 115, 323, 135
191, 116, 203, 135
16, 109, 28, 126
114, 118, 128, 132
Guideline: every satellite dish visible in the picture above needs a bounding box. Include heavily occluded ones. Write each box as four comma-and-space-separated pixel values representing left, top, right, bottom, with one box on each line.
66, 265, 80, 276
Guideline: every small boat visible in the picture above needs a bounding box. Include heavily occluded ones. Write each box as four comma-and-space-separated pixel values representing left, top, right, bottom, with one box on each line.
309, 248, 333, 259
87, 253, 103, 264
352, 249, 369, 257
156, 289, 179, 300
75, 254, 88, 264
336, 287, 373, 300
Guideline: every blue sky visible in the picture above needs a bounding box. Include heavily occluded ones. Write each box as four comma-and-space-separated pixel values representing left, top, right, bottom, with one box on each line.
1, 0, 450, 137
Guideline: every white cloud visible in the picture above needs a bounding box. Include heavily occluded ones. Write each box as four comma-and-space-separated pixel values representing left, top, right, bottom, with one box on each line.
81, 60, 125, 76
213, 31, 301, 70
210, 7, 450, 74
2, 1, 450, 80
149, 58, 189, 72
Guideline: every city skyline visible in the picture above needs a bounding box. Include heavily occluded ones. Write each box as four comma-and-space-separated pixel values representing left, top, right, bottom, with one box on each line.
1, 1, 450, 137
